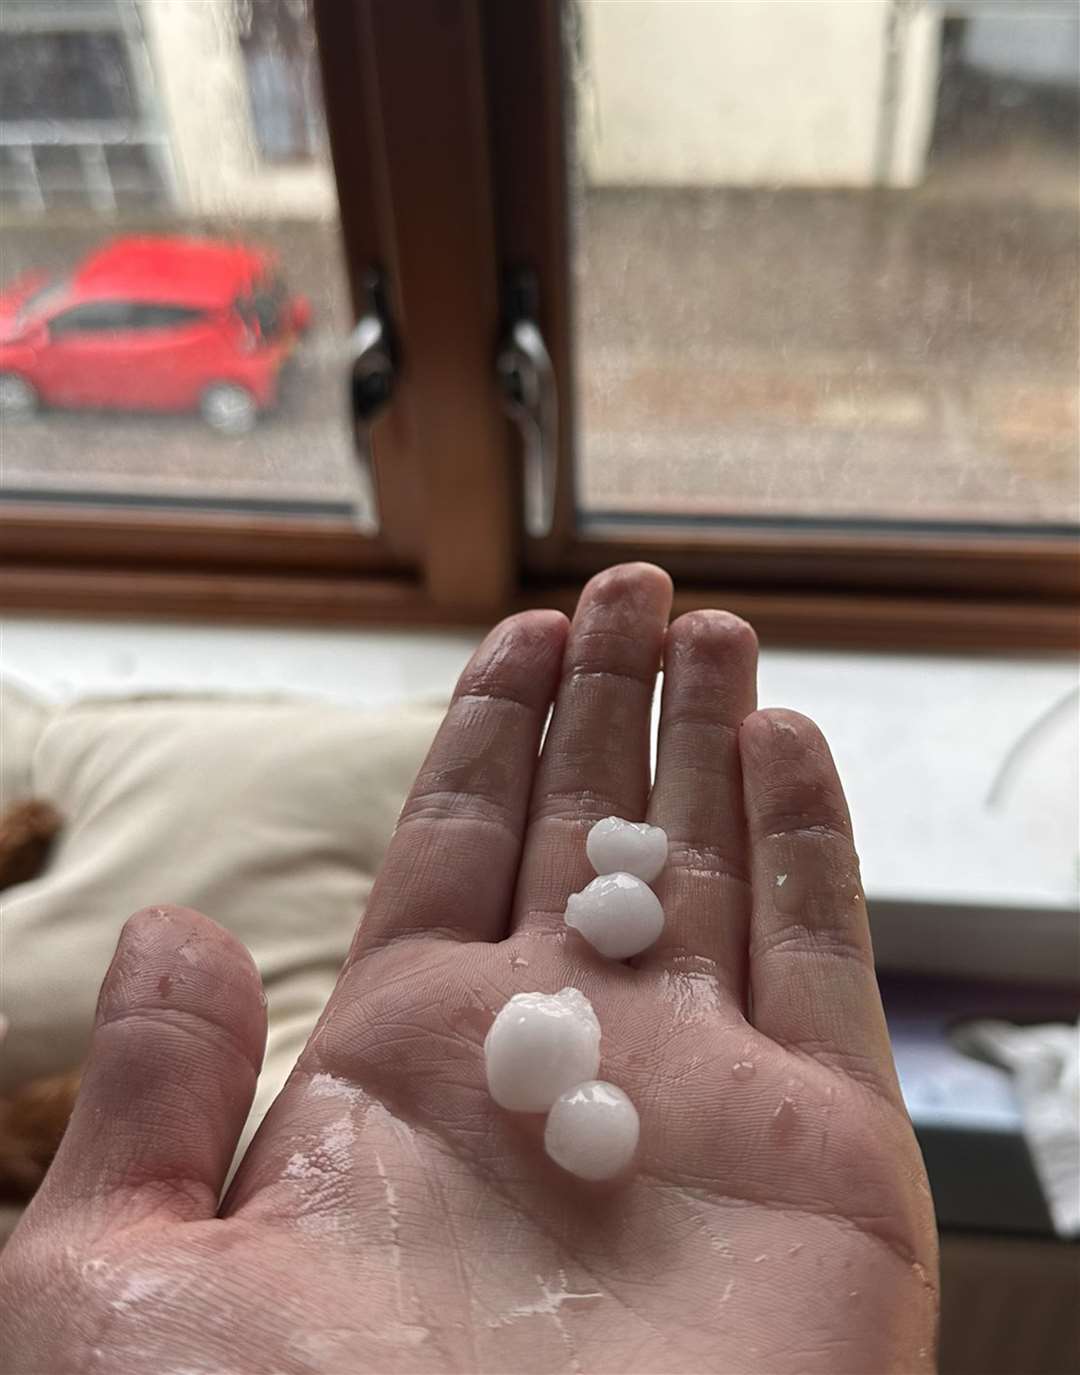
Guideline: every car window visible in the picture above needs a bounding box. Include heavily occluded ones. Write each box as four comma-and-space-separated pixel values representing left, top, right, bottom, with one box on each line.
126, 304, 208, 330
48, 301, 135, 338
16, 278, 69, 324
236, 275, 287, 341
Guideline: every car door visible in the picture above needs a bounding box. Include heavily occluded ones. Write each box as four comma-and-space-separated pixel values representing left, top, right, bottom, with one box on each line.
118, 304, 220, 409
35, 301, 140, 409
35, 301, 217, 411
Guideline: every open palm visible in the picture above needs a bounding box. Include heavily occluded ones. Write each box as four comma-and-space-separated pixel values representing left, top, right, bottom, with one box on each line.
0, 565, 937, 1374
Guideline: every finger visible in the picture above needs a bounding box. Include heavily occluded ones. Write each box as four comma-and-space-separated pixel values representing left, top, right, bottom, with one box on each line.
639, 610, 757, 1001
740, 710, 898, 1089
19, 906, 266, 1233
511, 563, 672, 937
356, 610, 568, 950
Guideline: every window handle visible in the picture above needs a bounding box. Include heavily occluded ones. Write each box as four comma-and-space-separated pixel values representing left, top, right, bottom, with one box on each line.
496, 269, 558, 538
347, 268, 398, 530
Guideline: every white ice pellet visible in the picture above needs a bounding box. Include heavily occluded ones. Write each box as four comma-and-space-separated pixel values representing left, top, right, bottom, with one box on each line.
586, 816, 668, 883
565, 872, 665, 959
544, 1081, 640, 1180
484, 988, 601, 1112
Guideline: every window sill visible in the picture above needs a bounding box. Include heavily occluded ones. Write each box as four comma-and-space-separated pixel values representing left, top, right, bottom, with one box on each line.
3, 614, 1075, 986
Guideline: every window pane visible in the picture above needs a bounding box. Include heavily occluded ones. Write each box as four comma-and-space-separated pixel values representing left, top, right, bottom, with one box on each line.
570, 1, 1079, 528
0, 0, 368, 521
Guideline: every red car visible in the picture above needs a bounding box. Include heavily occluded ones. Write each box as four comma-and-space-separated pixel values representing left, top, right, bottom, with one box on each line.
0, 236, 312, 435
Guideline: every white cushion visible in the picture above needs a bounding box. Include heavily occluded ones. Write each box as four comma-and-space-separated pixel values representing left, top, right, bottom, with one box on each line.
0, 680, 50, 813
0, 688, 441, 1150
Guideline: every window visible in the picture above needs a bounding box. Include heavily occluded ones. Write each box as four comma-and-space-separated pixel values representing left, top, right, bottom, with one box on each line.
0, 0, 369, 532
15, 279, 68, 323
125, 305, 208, 331
0, 28, 137, 122
236, 279, 288, 342
48, 301, 135, 337
1, 0, 1077, 648
0, 1, 169, 211
235, 0, 325, 163
485, 0, 1079, 644
566, 2, 1078, 532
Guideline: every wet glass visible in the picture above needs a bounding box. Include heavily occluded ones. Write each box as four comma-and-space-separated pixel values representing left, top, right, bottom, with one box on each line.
569, 1, 1080, 529
0, 0, 365, 519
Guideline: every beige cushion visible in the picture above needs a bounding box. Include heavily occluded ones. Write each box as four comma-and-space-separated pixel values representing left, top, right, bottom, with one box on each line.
0, 679, 50, 812
0, 688, 441, 1149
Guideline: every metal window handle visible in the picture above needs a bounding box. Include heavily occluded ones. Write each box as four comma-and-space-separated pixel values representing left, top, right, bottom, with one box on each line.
347, 268, 398, 531
496, 270, 558, 538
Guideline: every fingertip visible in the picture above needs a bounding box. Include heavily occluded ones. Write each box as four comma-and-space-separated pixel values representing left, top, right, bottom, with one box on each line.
495, 606, 570, 638
116, 902, 257, 963
739, 707, 827, 755
666, 608, 758, 666
100, 905, 266, 1073
579, 562, 673, 620
482, 607, 569, 652
739, 709, 852, 842
508, 609, 571, 679
112, 903, 262, 983
459, 609, 569, 702
513, 607, 572, 648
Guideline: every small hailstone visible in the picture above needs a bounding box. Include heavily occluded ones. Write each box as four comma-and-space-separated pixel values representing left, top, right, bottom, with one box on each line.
586, 816, 667, 883
544, 1081, 640, 1180
484, 988, 601, 1112
565, 872, 665, 959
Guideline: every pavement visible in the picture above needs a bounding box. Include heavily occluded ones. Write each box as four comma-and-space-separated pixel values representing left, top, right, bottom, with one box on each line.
575, 185, 1078, 525
1, 179, 1077, 527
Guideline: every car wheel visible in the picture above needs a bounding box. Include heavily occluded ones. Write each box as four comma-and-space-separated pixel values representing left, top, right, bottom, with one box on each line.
0, 373, 38, 420
200, 383, 258, 436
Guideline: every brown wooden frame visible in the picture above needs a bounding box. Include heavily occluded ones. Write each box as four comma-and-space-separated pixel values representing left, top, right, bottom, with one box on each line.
1, 0, 1077, 649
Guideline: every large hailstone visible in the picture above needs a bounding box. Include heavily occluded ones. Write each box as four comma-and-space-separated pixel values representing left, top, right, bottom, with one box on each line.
544, 1080, 640, 1180
564, 872, 665, 959
484, 988, 601, 1112
586, 816, 668, 883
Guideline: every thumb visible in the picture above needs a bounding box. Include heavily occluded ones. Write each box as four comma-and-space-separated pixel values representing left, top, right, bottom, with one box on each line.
17, 905, 266, 1238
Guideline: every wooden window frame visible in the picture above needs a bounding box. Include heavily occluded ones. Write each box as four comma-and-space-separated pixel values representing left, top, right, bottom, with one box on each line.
483, 0, 1079, 650
1, 0, 1077, 650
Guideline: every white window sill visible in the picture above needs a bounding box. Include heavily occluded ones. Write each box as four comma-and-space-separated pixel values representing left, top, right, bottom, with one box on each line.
3, 616, 1077, 985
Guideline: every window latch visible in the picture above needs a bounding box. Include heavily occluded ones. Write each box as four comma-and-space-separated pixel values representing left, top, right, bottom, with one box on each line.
347, 268, 398, 530
496, 268, 558, 538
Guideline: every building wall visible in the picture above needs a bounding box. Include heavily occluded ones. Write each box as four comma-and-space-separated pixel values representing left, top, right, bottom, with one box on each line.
139, 0, 336, 220
578, 0, 943, 189
144, 0, 945, 216
0, 1, 946, 217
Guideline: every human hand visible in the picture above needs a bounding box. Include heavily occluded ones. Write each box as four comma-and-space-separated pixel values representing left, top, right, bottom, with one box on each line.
0, 564, 937, 1373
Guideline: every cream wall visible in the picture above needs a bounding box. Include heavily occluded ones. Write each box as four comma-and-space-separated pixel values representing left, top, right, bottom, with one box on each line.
140, 0, 337, 219
142, 0, 944, 215
578, 0, 943, 189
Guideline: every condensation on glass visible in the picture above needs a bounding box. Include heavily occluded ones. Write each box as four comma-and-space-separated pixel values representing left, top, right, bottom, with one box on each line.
568, 1, 1080, 528
0, 0, 366, 519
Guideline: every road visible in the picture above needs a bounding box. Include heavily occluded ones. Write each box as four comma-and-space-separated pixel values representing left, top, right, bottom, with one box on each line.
2, 188, 1077, 527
